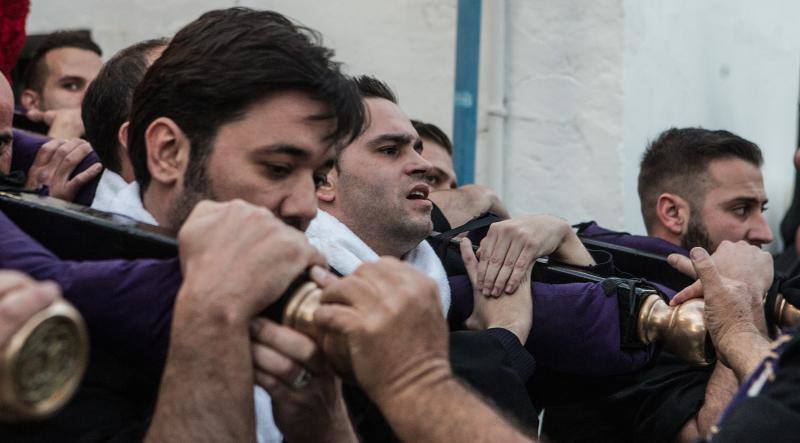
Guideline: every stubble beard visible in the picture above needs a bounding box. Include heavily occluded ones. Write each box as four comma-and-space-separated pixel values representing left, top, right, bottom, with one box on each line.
338, 173, 432, 255
681, 214, 715, 253
166, 160, 217, 231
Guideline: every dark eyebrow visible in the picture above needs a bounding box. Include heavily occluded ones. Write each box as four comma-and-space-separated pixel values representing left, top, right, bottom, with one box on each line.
726, 197, 768, 207
366, 133, 415, 148
58, 76, 86, 85
252, 143, 312, 160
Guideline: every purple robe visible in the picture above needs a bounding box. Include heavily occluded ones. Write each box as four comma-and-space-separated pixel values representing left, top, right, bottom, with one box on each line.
448, 221, 687, 377
0, 209, 179, 372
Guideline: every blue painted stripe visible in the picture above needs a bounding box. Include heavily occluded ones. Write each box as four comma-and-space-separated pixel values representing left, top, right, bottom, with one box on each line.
452, 0, 481, 184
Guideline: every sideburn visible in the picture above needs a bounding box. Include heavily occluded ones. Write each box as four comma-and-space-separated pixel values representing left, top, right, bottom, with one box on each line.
166, 154, 216, 230
681, 214, 714, 252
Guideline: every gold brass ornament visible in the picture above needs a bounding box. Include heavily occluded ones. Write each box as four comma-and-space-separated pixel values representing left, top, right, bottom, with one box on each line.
772, 293, 800, 330
638, 290, 800, 367
0, 300, 89, 421
637, 293, 714, 366
282, 281, 352, 377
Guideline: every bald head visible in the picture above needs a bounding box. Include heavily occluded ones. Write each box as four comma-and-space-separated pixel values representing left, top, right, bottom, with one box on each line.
0, 75, 13, 174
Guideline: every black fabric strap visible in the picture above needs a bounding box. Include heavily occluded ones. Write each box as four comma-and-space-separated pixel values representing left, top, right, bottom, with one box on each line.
429, 213, 503, 262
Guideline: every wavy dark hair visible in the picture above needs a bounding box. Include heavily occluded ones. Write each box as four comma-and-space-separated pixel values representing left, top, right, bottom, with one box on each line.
128, 7, 365, 191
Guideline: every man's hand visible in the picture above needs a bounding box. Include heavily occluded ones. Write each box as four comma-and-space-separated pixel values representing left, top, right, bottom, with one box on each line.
476, 214, 594, 296
429, 184, 510, 228
686, 247, 771, 380
461, 238, 532, 344
312, 258, 451, 406
251, 318, 356, 443
669, 240, 773, 307
177, 199, 327, 326
0, 271, 60, 355
26, 108, 85, 139
24, 138, 103, 202
312, 264, 533, 443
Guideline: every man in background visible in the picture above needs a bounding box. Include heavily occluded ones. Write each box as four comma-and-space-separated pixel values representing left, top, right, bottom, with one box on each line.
20, 30, 102, 139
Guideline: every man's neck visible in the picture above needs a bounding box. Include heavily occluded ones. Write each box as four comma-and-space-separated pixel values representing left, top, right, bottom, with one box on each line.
323, 206, 418, 258
648, 226, 682, 248
142, 185, 173, 228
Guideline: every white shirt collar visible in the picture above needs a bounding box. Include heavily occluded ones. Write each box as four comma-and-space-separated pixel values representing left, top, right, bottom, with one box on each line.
105, 181, 159, 226
90, 169, 129, 212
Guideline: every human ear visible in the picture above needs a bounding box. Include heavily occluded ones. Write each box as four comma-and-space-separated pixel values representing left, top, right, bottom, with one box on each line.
655, 193, 691, 236
20, 89, 42, 111
317, 168, 337, 203
144, 117, 190, 187
117, 121, 130, 149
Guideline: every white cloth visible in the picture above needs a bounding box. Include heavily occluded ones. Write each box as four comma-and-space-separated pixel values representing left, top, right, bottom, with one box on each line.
104, 181, 158, 225
101, 184, 283, 442
305, 209, 451, 315
90, 170, 129, 212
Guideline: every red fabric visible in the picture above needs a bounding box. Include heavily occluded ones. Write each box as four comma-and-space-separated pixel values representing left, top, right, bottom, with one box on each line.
0, 0, 30, 83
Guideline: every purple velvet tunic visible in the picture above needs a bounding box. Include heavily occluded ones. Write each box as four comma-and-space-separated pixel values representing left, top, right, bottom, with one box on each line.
448, 221, 688, 377
0, 210, 180, 371
0, 209, 686, 378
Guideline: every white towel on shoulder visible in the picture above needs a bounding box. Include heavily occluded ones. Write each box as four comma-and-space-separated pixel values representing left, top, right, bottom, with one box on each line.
304, 209, 450, 315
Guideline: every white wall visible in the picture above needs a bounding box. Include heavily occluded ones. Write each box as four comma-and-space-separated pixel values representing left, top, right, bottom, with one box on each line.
475, 0, 625, 228
25, 0, 457, 132
27, 1, 800, 250
623, 0, 800, 250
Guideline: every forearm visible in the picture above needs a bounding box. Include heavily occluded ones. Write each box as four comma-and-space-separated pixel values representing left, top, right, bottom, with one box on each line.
429, 185, 509, 228
429, 189, 486, 228
677, 363, 740, 442
550, 225, 595, 267
718, 328, 771, 383
146, 285, 256, 443
376, 367, 533, 443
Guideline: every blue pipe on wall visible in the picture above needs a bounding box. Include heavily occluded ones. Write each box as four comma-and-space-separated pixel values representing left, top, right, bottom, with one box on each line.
452, 0, 481, 185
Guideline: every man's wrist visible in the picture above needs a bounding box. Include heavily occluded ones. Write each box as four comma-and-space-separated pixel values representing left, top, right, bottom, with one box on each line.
716, 326, 770, 381
174, 275, 249, 330
369, 358, 453, 410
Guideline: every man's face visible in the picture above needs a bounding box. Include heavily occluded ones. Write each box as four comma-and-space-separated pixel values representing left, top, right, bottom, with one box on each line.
420, 136, 457, 190
0, 75, 13, 174
36, 47, 102, 110
683, 157, 773, 252
169, 90, 336, 231
330, 98, 434, 254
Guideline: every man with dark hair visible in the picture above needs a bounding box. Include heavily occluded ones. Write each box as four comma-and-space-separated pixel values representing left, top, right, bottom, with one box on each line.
20, 30, 103, 139
1, 57, 102, 203
546, 127, 776, 443
411, 119, 457, 190
119, 8, 362, 231
113, 7, 366, 441
1, 7, 367, 441
81, 38, 168, 211
638, 127, 772, 252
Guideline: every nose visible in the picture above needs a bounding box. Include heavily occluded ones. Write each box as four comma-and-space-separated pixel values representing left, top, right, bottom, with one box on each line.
404, 149, 433, 179
279, 176, 318, 231
747, 212, 774, 246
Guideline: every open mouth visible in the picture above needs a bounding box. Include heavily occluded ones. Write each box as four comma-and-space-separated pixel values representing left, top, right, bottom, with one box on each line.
406, 184, 431, 200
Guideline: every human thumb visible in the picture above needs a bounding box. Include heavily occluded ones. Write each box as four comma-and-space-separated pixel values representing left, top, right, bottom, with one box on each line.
690, 247, 720, 286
